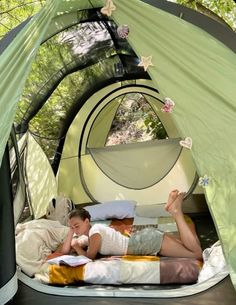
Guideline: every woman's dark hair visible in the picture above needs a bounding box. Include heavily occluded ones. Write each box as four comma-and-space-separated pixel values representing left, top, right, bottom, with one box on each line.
68, 208, 91, 221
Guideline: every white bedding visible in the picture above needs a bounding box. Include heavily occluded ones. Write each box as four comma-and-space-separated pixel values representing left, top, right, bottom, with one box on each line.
34, 257, 161, 285
15, 215, 169, 278
198, 241, 228, 282
15, 214, 227, 286
16, 216, 203, 285
16, 219, 69, 276
15, 213, 179, 278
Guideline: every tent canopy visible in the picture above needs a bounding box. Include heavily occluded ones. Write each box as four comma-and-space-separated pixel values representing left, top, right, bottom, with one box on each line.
1, 0, 236, 291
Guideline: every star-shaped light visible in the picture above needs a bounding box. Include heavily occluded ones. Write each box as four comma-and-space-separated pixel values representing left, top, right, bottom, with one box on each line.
138, 55, 154, 71
100, 0, 116, 17
198, 175, 210, 188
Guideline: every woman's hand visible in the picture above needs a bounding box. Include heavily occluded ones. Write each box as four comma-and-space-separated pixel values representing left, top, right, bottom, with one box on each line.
71, 243, 84, 255
71, 233, 101, 260
71, 238, 79, 248
71, 236, 88, 248
60, 228, 74, 254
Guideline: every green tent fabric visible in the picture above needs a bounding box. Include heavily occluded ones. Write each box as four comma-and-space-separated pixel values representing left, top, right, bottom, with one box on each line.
0, 0, 236, 290
89, 138, 182, 189
112, 0, 236, 287
0, 0, 60, 164
57, 80, 196, 205
0, 0, 104, 164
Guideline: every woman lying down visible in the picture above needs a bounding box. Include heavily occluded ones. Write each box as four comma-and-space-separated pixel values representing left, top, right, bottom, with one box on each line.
61, 190, 203, 260
34, 190, 202, 286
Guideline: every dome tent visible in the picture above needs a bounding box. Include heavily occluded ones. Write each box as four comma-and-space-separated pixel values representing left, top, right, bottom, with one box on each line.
1, 0, 236, 304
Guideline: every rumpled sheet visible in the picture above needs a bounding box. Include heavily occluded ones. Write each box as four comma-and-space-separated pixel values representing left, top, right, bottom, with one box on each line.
198, 240, 228, 282
34, 255, 200, 285
35, 256, 161, 285
16, 219, 69, 276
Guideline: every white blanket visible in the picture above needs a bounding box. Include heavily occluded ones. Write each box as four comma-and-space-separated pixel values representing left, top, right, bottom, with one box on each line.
16, 219, 69, 276
198, 240, 228, 282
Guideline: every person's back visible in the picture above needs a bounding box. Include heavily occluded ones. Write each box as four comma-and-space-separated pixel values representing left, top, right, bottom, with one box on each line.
89, 223, 129, 256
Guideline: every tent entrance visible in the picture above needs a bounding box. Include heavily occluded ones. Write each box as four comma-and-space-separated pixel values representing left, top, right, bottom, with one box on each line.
57, 81, 199, 204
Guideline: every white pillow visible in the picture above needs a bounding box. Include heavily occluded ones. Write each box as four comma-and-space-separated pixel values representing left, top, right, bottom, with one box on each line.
84, 200, 137, 221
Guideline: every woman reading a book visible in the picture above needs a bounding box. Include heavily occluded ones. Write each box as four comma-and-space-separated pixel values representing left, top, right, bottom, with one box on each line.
60, 190, 202, 260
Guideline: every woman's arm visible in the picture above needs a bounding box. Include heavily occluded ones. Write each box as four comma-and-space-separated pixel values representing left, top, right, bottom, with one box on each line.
72, 233, 101, 260
60, 228, 74, 254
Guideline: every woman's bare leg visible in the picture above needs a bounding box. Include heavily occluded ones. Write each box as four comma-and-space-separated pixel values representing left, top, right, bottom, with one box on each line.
159, 192, 202, 259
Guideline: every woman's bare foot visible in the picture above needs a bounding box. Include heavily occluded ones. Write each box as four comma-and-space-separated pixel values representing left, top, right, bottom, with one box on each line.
166, 192, 186, 217
165, 189, 179, 211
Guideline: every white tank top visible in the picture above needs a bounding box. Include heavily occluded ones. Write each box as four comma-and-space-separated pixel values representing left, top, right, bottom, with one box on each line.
89, 224, 129, 256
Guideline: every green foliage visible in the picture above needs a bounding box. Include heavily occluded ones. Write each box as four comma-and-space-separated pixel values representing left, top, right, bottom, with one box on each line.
175, 0, 236, 30
106, 93, 168, 146
144, 115, 168, 140
0, 0, 45, 39
14, 22, 117, 160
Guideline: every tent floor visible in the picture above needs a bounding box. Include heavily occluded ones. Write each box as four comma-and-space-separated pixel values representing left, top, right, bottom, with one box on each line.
8, 276, 236, 305
8, 213, 236, 304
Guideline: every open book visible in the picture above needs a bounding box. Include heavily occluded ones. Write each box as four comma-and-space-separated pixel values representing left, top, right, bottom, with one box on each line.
47, 255, 92, 267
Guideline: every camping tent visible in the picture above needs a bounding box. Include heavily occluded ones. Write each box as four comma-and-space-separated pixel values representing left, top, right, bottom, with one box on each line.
1, 0, 236, 304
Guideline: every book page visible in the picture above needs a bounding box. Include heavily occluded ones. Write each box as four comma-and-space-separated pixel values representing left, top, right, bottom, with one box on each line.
47, 255, 91, 267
